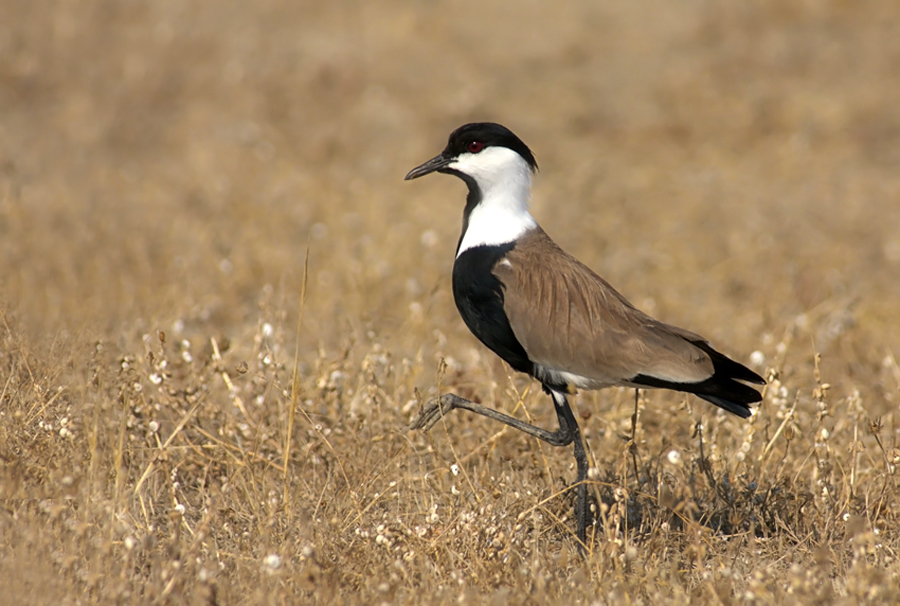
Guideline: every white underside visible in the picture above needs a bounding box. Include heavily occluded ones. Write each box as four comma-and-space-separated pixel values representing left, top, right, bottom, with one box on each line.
536, 365, 697, 393
535, 366, 616, 392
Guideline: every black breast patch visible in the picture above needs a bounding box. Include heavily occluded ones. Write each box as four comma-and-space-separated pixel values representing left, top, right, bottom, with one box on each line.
452, 244, 534, 375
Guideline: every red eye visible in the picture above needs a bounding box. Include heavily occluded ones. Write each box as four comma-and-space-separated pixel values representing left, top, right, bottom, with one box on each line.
466, 141, 484, 153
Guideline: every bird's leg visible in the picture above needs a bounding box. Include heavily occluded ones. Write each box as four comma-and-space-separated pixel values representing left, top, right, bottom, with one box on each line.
630, 389, 640, 443
550, 390, 590, 548
411, 393, 576, 446
411, 391, 591, 548
629, 388, 641, 483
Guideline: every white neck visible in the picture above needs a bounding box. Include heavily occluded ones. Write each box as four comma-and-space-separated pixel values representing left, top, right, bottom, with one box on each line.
452, 147, 538, 257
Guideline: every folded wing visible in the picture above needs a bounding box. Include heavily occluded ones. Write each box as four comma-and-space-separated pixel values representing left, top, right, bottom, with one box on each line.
494, 228, 764, 417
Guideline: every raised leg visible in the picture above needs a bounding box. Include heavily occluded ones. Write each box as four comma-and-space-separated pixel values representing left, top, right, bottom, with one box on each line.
411, 392, 576, 446
411, 389, 592, 547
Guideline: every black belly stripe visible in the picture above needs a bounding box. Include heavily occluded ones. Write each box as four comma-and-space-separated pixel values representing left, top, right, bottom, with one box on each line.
452, 244, 534, 375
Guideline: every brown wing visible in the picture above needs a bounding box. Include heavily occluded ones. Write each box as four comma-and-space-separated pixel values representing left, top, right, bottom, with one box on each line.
494, 228, 715, 386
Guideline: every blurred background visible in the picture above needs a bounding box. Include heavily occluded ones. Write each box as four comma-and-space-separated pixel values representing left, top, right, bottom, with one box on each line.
3, 1, 900, 602
3, 0, 900, 376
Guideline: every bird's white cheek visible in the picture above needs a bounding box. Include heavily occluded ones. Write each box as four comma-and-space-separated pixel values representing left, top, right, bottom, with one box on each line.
447, 153, 476, 174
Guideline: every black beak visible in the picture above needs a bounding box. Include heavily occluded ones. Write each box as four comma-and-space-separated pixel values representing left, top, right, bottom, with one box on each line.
404, 153, 452, 180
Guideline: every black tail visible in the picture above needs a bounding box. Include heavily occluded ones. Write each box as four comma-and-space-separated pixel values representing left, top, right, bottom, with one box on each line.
632, 341, 765, 419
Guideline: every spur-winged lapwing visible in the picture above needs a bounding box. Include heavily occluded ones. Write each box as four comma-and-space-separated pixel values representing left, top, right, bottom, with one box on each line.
405, 122, 765, 546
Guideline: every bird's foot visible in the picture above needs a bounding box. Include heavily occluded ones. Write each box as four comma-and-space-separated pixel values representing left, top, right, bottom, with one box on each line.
409, 393, 468, 432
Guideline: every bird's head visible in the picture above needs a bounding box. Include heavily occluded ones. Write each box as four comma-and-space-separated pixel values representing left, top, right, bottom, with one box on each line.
405, 123, 538, 191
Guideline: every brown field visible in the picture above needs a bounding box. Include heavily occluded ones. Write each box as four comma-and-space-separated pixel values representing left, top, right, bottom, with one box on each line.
2, 1, 900, 603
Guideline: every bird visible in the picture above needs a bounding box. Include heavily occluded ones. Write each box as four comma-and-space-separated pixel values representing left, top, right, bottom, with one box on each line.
405, 122, 765, 547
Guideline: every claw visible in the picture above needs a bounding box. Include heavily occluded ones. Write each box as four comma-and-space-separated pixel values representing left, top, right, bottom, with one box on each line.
410, 394, 460, 431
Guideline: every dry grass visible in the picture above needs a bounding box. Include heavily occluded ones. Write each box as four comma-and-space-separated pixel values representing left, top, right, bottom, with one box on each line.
2, 0, 900, 603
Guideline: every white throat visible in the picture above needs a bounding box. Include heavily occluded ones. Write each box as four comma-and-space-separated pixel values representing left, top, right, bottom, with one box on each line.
452, 147, 538, 257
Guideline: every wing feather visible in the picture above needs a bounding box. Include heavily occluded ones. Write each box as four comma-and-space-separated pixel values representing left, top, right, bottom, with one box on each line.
494, 228, 714, 386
